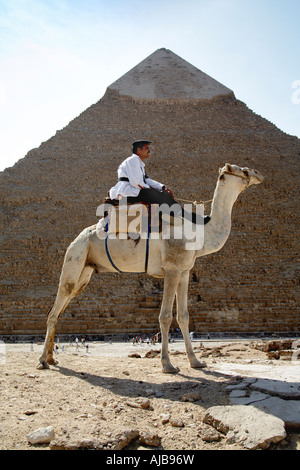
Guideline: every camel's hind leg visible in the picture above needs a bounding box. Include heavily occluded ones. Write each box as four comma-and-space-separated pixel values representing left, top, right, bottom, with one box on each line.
37, 238, 93, 369
176, 271, 206, 369
38, 292, 72, 369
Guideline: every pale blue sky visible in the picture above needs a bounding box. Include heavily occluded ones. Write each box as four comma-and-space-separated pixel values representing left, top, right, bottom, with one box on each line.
0, 0, 299, 171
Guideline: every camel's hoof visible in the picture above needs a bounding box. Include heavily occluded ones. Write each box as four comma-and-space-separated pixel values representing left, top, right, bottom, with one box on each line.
162, 365, 180, 374
37, 360, 50, 370
191, 360, 207, 369
47, 357, 59, 366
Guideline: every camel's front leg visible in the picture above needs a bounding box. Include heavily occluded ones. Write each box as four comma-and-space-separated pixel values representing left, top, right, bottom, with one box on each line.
159, 270, 181, 373
176, 271, 206, 369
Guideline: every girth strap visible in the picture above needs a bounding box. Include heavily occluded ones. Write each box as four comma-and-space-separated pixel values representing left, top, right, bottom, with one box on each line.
105, 205, 151, 274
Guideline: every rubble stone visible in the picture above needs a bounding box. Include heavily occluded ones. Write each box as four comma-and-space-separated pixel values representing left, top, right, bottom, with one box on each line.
27, 426, 55, 445
139, 431, 161, 447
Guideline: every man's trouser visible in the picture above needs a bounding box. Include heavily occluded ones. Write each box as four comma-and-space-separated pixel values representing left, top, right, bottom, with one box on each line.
127, 188, 176, 206
125, 188, 183, 216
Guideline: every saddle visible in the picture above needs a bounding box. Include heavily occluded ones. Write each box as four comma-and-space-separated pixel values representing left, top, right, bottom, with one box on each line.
102, 197, 160, 236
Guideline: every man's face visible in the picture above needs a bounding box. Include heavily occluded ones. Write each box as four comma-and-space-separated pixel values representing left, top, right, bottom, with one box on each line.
138, 144, 150, 161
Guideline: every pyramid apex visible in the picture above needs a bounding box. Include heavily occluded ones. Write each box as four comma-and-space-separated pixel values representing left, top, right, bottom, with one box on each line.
108, 48, 233, 100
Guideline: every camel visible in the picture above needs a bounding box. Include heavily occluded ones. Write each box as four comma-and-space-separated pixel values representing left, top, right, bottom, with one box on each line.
37, 163, 263, 373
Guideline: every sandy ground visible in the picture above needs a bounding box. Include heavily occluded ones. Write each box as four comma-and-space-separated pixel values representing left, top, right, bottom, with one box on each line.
0, 338, 299, 451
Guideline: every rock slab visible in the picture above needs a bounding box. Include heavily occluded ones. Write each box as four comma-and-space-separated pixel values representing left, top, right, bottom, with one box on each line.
251, 378, 300, 399
227, 376, 300, 429
204, 405, 286, 450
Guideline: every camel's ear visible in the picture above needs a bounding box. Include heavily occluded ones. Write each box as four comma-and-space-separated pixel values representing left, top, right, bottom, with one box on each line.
225, 163, 233, 172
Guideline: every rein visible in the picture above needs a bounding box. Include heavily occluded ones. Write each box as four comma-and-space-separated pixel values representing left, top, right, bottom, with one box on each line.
176, 170, 250, 206
176, 197, 213, 206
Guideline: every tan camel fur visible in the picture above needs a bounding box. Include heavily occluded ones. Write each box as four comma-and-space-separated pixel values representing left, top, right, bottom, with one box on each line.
38, 164, 263, 373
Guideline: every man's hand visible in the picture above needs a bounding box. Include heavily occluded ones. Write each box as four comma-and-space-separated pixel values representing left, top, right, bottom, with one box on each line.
162, 186, 174, 199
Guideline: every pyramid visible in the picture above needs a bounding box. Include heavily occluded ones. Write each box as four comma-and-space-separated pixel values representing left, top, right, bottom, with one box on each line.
0, 49, 299, 338
109, 48, 234, 100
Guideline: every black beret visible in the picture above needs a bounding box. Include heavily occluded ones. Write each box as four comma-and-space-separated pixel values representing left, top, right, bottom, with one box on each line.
132, 140, 151, 147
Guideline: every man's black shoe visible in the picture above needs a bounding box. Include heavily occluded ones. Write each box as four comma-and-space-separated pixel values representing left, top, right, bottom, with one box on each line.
190, 213, 211, 225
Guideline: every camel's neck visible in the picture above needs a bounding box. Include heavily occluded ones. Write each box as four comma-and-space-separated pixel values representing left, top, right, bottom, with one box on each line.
197, 179, 241, 256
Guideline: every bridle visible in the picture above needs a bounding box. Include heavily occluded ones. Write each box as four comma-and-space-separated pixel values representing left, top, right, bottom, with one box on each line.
220, 170, 251, 190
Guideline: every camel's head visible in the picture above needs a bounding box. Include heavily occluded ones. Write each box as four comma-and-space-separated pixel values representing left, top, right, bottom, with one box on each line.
219, 163, 264, 188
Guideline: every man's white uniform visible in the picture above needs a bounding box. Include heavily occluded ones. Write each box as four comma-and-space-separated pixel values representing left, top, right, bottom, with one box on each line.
109, 154, 164, 200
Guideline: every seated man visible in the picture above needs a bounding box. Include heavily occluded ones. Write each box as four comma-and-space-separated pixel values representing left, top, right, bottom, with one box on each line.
109, 140, 210, 224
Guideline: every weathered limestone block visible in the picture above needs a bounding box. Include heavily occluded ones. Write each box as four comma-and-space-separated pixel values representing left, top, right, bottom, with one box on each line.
204, 405, 286, 449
